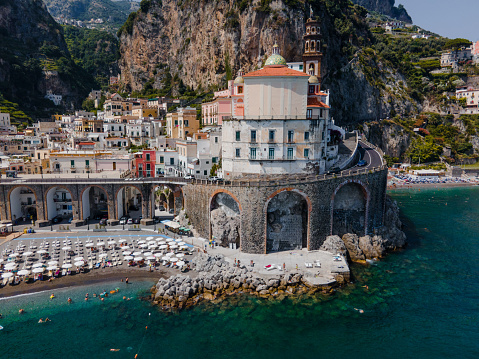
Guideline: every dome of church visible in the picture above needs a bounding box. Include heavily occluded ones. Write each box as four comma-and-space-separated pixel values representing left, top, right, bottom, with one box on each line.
308, 75, 320, 84
264, 54, 287, 67
234, 76, 244, 84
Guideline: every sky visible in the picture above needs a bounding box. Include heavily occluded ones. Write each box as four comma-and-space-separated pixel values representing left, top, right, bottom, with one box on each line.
397, 0, 477, 40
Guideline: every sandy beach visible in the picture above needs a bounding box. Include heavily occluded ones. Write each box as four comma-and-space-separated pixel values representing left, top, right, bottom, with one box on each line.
388, 182, 479, 190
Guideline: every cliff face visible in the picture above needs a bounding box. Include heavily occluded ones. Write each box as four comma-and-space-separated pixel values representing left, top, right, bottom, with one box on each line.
118, 0, 418, 124
363, 120, 413, 158
0, 0, 93, 116
118, 0, 306, 93
350, 0, 412, 23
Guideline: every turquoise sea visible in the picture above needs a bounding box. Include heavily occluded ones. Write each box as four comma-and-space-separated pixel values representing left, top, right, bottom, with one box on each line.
1, 187, 479, 358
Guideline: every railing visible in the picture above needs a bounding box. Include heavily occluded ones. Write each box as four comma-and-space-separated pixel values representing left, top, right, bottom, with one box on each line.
360, 139, 386, 166
0, 176, 193, 185
192, 165, 388, 187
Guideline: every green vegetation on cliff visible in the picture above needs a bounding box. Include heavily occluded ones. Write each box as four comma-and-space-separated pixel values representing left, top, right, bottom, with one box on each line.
63, 26, 119, 87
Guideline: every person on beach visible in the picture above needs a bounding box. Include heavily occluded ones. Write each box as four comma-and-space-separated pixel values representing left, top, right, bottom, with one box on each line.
125, 277, 129, 284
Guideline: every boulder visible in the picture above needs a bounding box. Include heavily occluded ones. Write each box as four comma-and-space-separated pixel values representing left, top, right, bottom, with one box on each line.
341, 233, 365, 261
320, 235, 348, 255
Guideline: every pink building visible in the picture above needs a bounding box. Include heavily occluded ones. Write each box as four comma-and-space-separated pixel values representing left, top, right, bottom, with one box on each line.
202, 76, 245, 125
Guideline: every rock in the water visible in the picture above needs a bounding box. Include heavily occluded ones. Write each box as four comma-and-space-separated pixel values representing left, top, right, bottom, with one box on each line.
342, 233, 365, 261
320, 235, 347, 255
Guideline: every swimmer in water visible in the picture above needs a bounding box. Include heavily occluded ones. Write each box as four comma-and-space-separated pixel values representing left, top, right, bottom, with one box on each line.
68, 297, 72, 303
19, 309, 25, 314
354, 308, 364, 314
38, 318, 43, 323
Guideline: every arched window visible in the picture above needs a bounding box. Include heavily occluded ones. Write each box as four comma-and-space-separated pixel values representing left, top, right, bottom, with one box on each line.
305, 41, 309, 52
311, 41, 315, 51
312, 27, 316, 34
306, 27, 310, 34
238, 86, 243, 94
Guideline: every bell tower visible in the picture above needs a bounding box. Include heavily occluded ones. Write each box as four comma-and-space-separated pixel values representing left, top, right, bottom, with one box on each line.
302, 8, 323, 81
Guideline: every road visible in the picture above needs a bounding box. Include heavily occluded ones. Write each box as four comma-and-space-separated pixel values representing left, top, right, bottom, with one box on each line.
349, 141, 384, 170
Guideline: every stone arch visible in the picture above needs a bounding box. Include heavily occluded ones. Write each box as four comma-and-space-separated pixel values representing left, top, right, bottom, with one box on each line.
209, 190, 241, 249
45, 186, 74, 220
80, 185, 109, 220
331, 180, 370, 237
8, 186, 39, 223
264, 188, 311, 253
115, 185, 143, 219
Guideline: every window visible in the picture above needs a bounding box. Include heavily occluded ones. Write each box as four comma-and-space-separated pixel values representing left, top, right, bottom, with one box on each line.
304, 148, 310, 158
212, 157, 217, 164
206, 161, 209, 164
238, 86, 243, 94
287, 148, 294, 160
268, 148, 275, 160
287, 130, 294, 143
309, 63, 315, 75
160, 156, 164, 164
170, 158, 174, 165
85, 160, 89, 167
175, 120, 178, 126
235, 148, 241, 158
184, 120, 189, 127
304, 132, 310, 141
235, 131, 241, 141
320, 109, 324, 118
71, 160, 75, 168
204, 170, 207, 176
251, 130, 257, 143
269, 130, 275, 142
307, 109, 313, 119
24, 147, 27, 151
250, 147, 256, 160
146, 153, 150, 161
299, 64, 303, 70
215, 137, 218, 143
309, 85, 315, 94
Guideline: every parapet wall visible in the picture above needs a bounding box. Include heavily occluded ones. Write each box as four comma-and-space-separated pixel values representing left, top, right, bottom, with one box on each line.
183, 168, 388, 254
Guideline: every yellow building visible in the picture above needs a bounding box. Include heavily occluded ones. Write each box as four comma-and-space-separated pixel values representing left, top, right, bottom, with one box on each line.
166, 107, 199, 139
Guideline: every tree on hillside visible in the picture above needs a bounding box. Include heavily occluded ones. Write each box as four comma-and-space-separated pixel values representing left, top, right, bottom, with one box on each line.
443, 38, 472, 51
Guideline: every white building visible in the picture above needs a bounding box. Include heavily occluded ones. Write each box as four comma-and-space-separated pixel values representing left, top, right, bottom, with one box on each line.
456, 86, 479, 114
45, 91, 62, 106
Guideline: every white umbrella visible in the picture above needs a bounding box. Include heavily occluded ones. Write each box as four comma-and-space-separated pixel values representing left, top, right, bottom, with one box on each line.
146, 256, 156, 260
97, 241, 105, 246
180, 245, 189, 250
4, 263, 17, 270
9, 253, 19, 257
48, 260, 58, 265
166, 252, 174, 257
133, 251, 142, 256
32, 263, 45, 268
108, 240, 116, 245
85, 243, 94, 248
161, 256, 170, 261
176, 253, 185, 258
122, 251, 132, 256
17, 269, 30, 276
74, 261, 84, 266
148, 241, 156, 246
166, 239, 175, 243
139, 244, 148, 248
154, 253, 163, 258
177, 241, 186, 245
118, 239, 127, 243
32, 268, 44, 273
62, 246, 71, 251
176, 261, 186, 267
46, 266, 58, 271
157, 241, 166, 245
1, 272, 14, 278
138, 240, 146, 244
146, 236, 154, 241
124, 256, 134, 261
62, 263, 73, 269
169, 257, 177, 262
174, 238, 182, 242
74, 257, 84, 261
37, 249, 48, 254
23, 251, 34, 257
0, 259, 3, 263
99, 253, 108, 258
143, 252, 153, 257
134, 256, 143, 261
159, 244, 168, 250
170, 244, 179, 249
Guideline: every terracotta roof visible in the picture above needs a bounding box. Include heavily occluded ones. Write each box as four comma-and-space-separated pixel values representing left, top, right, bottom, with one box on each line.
307, 97, 330, 108
243, 66, 310, 78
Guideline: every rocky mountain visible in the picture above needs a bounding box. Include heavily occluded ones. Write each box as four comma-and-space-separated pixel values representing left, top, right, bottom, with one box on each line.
350, 0, 411, 23
118, 0, 419, 124
42, 0, 138, 29
0, 0, 94, 121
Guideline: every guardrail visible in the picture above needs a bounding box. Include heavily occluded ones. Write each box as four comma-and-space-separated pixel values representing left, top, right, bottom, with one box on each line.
360, 139, 386, 166
192, 165, 388, 187
0, 176, 193, 185
339, 132, 359, 171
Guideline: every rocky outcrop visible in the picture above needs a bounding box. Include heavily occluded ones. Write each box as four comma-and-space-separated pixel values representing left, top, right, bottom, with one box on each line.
340, 195, 406, 262
350, 0, 412, 23
363, 120, 414, 158
210, 192, 240, 247
0, 0, 92, 113
319, 235, 347, 256
152, 252, 336, 310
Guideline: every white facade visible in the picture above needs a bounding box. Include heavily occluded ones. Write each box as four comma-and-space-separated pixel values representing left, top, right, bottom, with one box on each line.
45, 91, 62, 106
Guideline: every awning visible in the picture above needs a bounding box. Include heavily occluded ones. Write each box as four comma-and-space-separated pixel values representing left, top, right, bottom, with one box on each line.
165, 221, 180, 229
